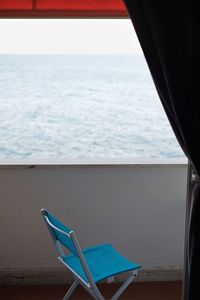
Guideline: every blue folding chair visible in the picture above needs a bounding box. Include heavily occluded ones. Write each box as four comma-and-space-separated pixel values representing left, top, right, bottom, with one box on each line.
41, 209, 141, 300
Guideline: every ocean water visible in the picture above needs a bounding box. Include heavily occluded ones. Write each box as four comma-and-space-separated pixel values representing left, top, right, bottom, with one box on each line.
0, 54, 184, 160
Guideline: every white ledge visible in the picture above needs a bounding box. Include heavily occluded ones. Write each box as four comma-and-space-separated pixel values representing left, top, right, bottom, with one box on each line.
0, 158, 187, 168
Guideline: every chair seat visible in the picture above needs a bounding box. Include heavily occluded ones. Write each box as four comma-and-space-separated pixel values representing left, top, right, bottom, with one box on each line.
63, 244, 141, 283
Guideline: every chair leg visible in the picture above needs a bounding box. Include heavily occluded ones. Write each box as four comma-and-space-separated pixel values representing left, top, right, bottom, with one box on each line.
62, 279, 79, 300
91, 287, 106, 300
110, 271, 138, 300
81, 283, 105, 300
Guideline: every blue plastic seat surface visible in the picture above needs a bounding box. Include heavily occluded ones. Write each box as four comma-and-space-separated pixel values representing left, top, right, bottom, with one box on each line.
63, 244, 141, 283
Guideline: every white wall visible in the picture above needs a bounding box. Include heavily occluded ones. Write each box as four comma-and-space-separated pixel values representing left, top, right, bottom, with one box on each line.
0, 163, 187, 283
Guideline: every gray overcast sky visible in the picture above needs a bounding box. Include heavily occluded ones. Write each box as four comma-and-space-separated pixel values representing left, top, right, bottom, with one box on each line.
0, 19, 142, 54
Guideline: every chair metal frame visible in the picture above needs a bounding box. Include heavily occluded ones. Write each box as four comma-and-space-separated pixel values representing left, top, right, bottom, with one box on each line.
41, 208, 139, 300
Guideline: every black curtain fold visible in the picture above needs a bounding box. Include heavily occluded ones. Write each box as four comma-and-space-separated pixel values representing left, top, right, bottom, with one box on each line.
123, 1, 198, 299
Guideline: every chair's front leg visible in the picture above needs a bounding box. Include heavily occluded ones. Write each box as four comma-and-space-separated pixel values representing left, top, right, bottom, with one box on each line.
90, 283, 106, 300
110, 271, 137, 300
77, 281, 104, 300
63, 279, 79, 300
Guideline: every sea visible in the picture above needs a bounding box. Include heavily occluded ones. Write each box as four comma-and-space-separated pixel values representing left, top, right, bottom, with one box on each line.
0, 54, 185, 161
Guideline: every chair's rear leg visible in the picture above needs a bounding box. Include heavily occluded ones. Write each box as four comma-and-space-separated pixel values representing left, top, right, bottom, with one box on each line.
63, 279, 79, 300
110, 271, 138, 300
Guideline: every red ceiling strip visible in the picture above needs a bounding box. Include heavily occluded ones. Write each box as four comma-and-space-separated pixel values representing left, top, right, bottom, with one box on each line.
0, 0, 32, 10
0, 0, 128, 17
36, 0, 126, 11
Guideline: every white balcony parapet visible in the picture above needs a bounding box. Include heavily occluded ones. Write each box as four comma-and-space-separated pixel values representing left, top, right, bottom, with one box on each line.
0, 162, 187, 284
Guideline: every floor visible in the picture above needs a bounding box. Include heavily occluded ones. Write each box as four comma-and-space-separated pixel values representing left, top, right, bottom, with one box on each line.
0, 282, 182, 300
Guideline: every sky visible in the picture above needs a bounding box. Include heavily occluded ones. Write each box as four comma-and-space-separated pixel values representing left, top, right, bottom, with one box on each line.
0, 19, 142, 54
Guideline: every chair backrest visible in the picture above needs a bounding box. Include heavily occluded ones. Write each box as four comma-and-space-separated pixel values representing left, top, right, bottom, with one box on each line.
41, 209, 77, 256
41, 208, 96, 287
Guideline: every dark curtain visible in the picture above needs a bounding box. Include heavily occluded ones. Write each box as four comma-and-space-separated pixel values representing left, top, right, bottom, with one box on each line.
123, 1, 198, 299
